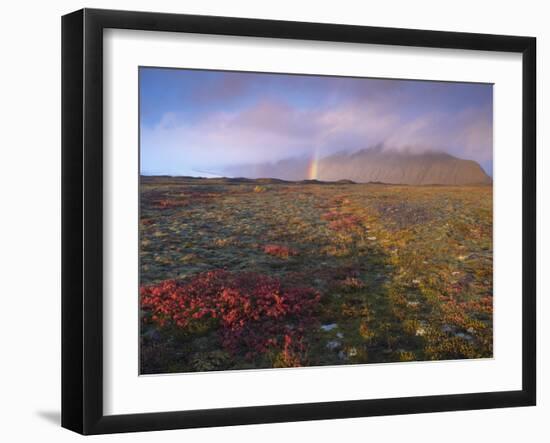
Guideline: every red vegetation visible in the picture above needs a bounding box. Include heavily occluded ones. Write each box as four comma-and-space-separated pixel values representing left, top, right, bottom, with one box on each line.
321, 210, 339, 221
153, 199, 186, 209
322, 210, 362, 231
263, 244, 298, 258
328, 215, 362, 231
140, 270, 320, 365
151, 191, 217, 210
437, 294, 493, 327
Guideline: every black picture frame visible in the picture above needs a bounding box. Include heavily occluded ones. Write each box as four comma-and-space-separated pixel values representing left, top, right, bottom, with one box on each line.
62, 8, 536, 435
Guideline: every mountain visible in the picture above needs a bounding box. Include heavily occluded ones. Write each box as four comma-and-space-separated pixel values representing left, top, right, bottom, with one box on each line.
224, 147, 492, 185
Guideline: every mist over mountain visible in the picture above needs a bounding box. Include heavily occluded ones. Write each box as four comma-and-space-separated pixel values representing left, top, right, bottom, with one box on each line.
224, 146, 492, 185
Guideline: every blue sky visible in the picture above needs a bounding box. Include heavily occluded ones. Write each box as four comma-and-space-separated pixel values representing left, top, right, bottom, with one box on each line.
140, 67, 493, 176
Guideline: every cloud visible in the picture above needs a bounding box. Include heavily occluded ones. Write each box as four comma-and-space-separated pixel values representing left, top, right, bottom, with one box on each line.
140, 72, 493, 176
141, 99, 406, 174
383, 105, 493, 164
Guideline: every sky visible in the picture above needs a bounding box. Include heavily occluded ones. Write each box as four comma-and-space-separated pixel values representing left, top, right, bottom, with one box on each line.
139, 67, 493, 177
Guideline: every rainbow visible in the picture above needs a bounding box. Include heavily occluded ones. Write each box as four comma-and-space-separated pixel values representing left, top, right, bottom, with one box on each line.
307, 149, 320, 180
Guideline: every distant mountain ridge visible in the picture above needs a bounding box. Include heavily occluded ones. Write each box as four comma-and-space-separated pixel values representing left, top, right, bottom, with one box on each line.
225, 147, 492, 186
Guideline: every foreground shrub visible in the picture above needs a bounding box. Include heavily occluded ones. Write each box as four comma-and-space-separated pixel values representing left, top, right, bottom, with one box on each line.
140, 270, 320, 365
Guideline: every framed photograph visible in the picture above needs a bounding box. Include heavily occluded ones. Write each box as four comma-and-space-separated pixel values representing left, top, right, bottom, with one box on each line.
62, 8, 536, 435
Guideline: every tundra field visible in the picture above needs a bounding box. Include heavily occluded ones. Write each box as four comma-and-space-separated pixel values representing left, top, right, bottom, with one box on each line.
139, 176, 493, 374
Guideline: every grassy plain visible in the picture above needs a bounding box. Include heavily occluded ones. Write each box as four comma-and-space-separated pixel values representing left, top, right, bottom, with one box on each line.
139, 176, 493, 374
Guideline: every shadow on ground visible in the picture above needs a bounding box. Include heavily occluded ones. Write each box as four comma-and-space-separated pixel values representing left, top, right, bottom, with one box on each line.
36, 410, 60, 426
